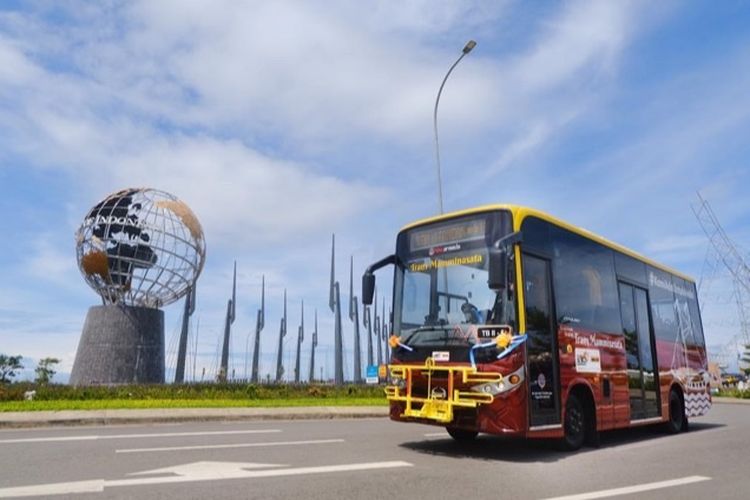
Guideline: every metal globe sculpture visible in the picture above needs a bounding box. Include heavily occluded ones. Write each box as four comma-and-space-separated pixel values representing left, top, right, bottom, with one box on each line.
76, 188, 206, 308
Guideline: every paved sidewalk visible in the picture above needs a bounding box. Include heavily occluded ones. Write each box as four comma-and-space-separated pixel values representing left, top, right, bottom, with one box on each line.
0, 406, 389, 429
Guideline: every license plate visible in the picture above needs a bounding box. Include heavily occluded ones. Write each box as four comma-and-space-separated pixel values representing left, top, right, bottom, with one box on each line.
432, 351, 450, 362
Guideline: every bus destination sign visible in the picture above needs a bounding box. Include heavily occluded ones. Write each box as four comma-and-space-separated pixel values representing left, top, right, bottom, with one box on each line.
409, 218, 485, 252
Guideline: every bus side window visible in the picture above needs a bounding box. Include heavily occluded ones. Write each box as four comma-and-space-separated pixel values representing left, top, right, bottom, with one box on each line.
551, 226, 621, 334
647, 267, 679, 344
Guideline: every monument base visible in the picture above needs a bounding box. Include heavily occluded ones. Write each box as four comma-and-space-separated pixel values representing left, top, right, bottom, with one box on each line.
70, 305, 165, 385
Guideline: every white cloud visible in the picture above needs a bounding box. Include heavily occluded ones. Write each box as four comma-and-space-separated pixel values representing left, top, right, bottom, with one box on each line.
513, 1, 632, 92
103, 135, 388, 245
22, 234, 78, 285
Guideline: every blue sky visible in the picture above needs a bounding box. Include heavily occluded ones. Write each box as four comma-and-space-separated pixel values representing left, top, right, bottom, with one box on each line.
1, 1, 750, 381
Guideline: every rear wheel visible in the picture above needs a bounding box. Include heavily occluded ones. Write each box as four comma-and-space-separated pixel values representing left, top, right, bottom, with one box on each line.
562, 394, 586, 451
446, 427, 478, 442
665, 389, 686, 434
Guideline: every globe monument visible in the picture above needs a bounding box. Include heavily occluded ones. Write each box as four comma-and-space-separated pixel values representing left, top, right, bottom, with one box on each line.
70, 188, 206, 385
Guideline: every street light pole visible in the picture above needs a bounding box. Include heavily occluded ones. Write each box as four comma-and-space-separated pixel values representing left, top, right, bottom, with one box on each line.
433, 40, 476, 214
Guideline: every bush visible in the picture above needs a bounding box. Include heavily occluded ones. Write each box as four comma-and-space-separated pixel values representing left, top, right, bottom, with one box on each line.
0, 382, 384, 402
716, 388, 750, 399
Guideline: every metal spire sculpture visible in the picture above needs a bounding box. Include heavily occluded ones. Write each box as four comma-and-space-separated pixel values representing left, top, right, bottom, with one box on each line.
250, 275, 265, 383
383, 301, 390, 364
294, 300, 304, 383
363, 303, 374, 367
309, 309, 318, 382
374, 292, 382, 366
349, 256, 362, 383
219, 261, 236, 382
275, 289, 287, 382
174, 284, 196, 383
330, 234, 344, 385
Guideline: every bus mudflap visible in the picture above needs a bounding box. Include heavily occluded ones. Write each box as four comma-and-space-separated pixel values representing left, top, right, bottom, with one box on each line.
385, 357, 502, 424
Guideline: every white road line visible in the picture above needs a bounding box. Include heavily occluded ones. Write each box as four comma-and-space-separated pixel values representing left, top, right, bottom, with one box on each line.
0, 429, 281, 444
0, 460, 413, 497
116, 438, 345, 453
423, 432, 448, 437
541, 476, 711, 500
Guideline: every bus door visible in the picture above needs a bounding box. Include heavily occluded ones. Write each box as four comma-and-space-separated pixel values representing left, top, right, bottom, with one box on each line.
523, 254, 561, 427
618, 282, 660, 420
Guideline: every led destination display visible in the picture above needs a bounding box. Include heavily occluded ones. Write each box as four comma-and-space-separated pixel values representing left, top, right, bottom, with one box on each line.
409, 218, 486, 251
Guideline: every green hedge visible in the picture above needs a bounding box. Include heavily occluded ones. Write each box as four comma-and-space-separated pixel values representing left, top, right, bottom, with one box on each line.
716, 388, 750, 399
0, 382, 385, 402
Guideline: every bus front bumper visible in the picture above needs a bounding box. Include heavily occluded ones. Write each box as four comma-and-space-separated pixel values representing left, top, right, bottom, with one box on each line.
385, 357, 503, 424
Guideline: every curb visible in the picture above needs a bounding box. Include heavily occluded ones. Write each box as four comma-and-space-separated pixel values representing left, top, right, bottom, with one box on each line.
0, 406, 389, 429
712, 396, 750, 405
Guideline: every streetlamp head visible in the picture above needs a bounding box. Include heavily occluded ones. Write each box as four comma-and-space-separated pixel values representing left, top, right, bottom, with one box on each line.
463, 40, 477, 54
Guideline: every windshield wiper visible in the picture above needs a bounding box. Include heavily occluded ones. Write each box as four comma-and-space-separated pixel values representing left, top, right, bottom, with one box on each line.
400, 324, 453, 345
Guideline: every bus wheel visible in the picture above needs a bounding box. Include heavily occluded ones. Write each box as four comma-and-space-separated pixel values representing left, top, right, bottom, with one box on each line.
562, 394, 585, 451
665, 389, 685, 434
446, 427, 478, 442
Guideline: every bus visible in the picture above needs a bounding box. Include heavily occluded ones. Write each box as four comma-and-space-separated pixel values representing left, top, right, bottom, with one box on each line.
362, 205, 710, 450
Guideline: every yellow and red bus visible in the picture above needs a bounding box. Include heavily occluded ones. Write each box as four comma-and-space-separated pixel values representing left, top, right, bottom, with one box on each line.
363, 205, 710, 449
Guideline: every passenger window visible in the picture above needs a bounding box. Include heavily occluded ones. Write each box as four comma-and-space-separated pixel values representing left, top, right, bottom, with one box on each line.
647, 267, 679, 342
672, 276, 703, 347
687, 283, 705, 347
551, 227, 621, 334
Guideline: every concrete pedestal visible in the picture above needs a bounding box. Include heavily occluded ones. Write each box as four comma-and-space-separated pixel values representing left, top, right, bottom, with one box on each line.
70, 305, 165, 385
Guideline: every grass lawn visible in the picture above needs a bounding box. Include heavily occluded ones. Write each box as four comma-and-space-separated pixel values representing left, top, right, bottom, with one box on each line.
0, 397, 388, 412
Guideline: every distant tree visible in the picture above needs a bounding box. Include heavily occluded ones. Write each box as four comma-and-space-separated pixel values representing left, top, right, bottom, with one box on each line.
34, 357, 61, 385
742, 345, 750, 374
0, 355, 24, 383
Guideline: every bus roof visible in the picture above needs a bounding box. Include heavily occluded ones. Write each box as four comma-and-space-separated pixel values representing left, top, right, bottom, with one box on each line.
399, 204, 695, 283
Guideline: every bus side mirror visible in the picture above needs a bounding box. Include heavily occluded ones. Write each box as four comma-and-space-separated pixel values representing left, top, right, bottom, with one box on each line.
488, 231, 522, 291
362, 272, 375, 305
488, 248, 507, 291
361, 254, 396, 306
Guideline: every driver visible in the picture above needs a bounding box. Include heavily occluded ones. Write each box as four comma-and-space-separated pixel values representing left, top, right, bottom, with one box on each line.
461, 301, 484, 324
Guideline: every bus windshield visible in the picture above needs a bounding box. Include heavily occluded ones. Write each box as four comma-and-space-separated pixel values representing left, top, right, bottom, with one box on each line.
393, 211, 515, 347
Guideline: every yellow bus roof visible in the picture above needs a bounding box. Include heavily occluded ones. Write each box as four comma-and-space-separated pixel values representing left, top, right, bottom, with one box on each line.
399, 204, 694, 283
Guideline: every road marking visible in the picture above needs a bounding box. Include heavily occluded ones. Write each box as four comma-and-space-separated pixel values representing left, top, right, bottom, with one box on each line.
0, 460, 413, 497
116, 438, 345, 453
423, 432, 448, 437
541, 476, 711, 500
0, 429, 280, 444
128, 461, 282, 477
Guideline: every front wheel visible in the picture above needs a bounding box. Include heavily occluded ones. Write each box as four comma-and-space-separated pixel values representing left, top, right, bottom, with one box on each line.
446, 427, 478, 442
562, 394, 586, 451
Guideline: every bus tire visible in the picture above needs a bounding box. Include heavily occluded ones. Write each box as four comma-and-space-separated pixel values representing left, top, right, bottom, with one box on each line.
665, 389, 686, 434
562, 393, 586, 451
446, 427, 478, 442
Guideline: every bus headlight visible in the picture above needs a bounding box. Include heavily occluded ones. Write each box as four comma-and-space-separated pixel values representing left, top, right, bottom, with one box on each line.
471, 366, 524, 396
390, 376, 406, 389
471, 381, 505, 395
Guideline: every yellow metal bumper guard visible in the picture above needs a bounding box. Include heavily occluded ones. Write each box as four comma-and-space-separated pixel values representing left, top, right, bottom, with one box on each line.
385, 357, 503, 424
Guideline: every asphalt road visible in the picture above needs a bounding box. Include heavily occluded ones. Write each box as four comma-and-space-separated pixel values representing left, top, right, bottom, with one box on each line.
0, 403, 746, 499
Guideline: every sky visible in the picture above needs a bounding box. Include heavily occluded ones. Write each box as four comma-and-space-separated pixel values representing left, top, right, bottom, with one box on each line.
1, 0, 750, 382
